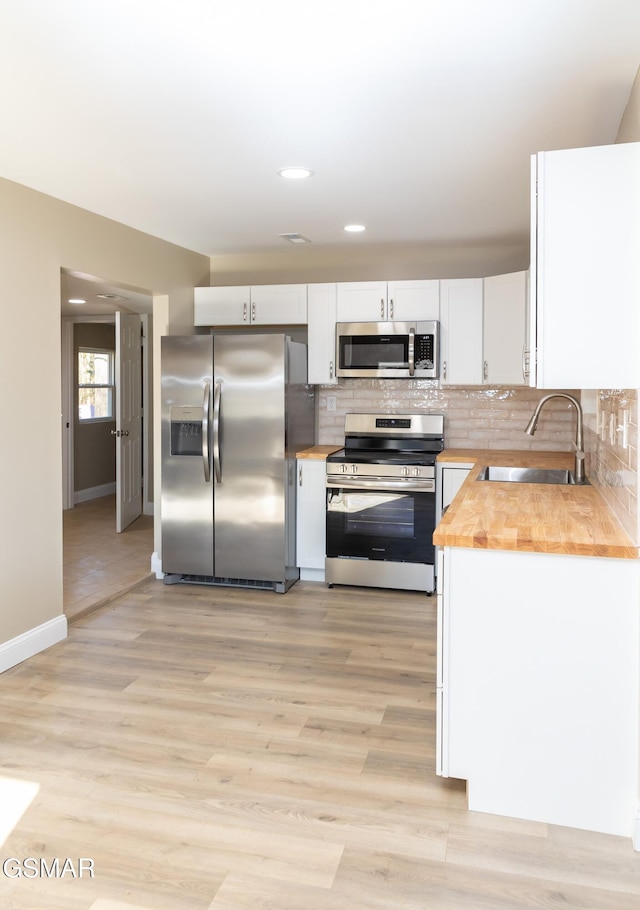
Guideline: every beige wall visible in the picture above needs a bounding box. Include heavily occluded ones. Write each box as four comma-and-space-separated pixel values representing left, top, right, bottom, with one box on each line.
0, 177, 209, 646
208, 240, 529, 286
616, 65, 640, 144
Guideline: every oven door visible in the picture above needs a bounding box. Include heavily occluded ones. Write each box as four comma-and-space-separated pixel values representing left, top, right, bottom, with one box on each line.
326, 475, 436, 564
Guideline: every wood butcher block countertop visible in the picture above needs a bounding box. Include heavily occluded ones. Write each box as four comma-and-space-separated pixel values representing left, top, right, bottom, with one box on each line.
434, 448, 638, 559
296, 445, 342, 460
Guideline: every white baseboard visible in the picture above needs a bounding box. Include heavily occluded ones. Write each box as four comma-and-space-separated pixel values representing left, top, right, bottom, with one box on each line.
0, 615, 68, 674
74, 482, 116, 504
151, 552, 164, 579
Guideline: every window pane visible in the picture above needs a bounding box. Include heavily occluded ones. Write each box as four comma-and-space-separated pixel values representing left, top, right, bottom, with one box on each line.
78, 350, 112, 384
78, 387, 112, 420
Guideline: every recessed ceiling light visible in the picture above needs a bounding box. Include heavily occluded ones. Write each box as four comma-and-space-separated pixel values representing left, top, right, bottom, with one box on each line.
68, 298, 86, 304
344, 224, 366, 233
277, 167, 314, 179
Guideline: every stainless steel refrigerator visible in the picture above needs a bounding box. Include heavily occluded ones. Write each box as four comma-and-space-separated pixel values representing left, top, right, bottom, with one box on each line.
161, 333, 315, 593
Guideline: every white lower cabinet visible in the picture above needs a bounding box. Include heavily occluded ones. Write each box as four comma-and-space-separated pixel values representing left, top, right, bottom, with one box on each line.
296, 459, 326, 581
437, 546, 640, 840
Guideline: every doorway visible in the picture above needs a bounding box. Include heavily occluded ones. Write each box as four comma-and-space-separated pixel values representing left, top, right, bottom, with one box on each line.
60, 269, 155, 619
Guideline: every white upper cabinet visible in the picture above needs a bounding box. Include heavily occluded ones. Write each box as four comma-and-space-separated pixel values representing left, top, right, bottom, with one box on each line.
336, 280, 439, 322
250, 285, 308, 324
483, 271, 528, 386
194, 285, 249, 325
336, 281, 389, 321
194, 284, 307, 326
307, 283, 338, 385
530, 142, 640, 389
387, 280, 440, 321
439, 278, 483, 385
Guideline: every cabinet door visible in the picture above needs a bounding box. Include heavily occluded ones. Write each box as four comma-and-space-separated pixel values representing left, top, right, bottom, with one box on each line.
336, 281, 388, 322
439, 279, 483, 385
194, 286, 249, 326
483, 271, 527, 385
307, 283, 337, 385
387, 280, 440, 321
250, 284, 307, 325
296, 459, 327, 576
533, 142, 640, 389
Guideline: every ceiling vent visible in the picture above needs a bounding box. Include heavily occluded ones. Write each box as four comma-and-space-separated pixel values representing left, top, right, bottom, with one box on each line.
97, 293, 128, 300
279, 233, 311, 244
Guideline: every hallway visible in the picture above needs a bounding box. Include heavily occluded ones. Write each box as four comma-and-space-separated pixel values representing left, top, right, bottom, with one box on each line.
63, 495, 154, 622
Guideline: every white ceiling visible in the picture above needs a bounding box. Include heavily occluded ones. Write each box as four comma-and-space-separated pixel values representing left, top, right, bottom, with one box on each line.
1, 0, 639, 265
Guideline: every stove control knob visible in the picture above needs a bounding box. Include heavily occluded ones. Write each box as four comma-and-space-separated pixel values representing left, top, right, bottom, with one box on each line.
350, 464, 358, 473
340, 464, 348, 473
413, 467, 420, 476
401, 466, 409, 476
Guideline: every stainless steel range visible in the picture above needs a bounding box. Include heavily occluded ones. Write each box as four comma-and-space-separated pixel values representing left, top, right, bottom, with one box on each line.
325, 412, 445, 594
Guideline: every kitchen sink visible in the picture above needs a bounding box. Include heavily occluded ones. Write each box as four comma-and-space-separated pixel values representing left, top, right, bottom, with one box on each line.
476, 466, 589, 485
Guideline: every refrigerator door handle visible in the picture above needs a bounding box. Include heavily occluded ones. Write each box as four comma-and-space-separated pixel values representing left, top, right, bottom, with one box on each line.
212, 381, 222, 483
202, 382, 211, 482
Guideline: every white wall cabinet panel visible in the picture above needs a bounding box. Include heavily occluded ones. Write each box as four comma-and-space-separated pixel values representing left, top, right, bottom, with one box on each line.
194, 286, 249, 326
387, 280, 440, 321
483, 271, 528, 386
194, 284, 307, 326
336, 280, 440, 322
336, 281, 389, 321
296, 459, 326, 581
530, 141, 640, 389
439, 278, 483, 385
307, 283, 337, 385
250, 284, 307, 324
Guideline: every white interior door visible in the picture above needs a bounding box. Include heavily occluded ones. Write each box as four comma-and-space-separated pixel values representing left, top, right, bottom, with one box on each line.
116, 313, 142, 531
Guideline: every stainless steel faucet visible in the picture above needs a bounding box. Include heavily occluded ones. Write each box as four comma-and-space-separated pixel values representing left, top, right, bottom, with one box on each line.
524, 393, 586, 484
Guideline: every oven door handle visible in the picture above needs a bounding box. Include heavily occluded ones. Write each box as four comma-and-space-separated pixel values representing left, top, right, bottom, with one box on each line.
326, 475, 435, 492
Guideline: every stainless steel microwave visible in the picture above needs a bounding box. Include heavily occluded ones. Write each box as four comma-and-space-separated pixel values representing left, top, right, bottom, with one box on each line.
336, 321, 440, 379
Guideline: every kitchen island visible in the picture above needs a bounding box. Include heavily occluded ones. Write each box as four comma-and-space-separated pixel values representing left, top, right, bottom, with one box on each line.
433, 449, 640, 845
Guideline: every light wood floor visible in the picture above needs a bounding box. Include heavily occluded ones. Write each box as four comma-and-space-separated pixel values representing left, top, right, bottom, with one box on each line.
1, 579, 640, 908
63, 496, 154, 622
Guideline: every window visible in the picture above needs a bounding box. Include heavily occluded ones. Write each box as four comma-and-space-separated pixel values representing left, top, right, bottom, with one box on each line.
78, 348, 114, 421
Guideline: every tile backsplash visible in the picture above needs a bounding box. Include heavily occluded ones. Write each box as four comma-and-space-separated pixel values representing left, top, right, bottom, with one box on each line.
317, 381, 581, 451
584, 389, 638, 543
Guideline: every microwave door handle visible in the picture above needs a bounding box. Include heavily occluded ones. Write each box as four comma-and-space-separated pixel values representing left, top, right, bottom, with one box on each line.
202, 382, 211, 482
408, 328, 415, 376
212, 381, 222, 483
